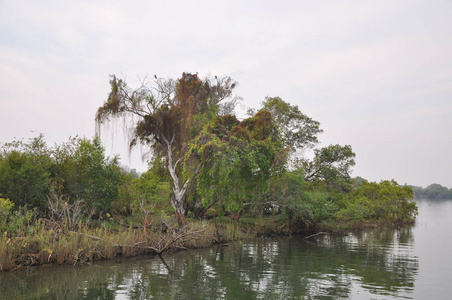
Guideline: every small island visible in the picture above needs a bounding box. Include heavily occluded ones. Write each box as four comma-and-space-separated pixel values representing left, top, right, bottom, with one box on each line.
0, 73, 418, 272
410, 184, 452, 199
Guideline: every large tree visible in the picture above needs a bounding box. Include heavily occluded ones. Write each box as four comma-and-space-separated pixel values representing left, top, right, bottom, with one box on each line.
303, 144, 356, 191
96, 73, 239, 225
260, 96, 323, 152
257, 97, 355, 192
188, 111, 284, 218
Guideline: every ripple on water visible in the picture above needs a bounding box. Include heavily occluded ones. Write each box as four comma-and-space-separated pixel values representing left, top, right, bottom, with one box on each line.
3, 200, 452, 299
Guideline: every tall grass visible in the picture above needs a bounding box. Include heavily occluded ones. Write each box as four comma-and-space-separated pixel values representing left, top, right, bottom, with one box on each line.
0, 216, 266, 272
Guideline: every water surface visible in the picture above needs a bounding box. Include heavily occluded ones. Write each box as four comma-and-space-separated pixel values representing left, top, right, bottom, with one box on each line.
1, 199, 451, 299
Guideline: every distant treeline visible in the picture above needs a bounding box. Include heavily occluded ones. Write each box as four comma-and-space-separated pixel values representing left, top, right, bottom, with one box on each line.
409, 184, 452, 199
354, 177, 452, 200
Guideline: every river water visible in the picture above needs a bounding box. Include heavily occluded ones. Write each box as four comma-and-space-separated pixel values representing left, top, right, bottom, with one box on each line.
1, 199, 451, 299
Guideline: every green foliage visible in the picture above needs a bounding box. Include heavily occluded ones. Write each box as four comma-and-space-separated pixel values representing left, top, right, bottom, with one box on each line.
303, 144, 356, 192
114, 171, 136, 215
260, 96, 322, 151
0, 135, 124, 219
306, 191, 337, 224
0, 196, 14, 233
411, 183, 452, 199
269, 170, 336, 228
130, 170, 171, 215
54, 138, 126, 215
53, 138, 123, 216
2, 206, 37, 236
0, 196, 14, 216
334, 196, 374, 222
0, 135, 52, 211
336, 180, 418, 223
188, 111, 283, 215
76, 138, 122, 215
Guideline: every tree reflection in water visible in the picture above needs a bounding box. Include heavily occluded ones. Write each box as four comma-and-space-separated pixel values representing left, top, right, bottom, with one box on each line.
0, 227, 417, 299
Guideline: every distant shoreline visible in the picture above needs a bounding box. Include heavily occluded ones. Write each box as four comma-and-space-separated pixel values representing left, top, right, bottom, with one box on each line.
410, 183, 452, 200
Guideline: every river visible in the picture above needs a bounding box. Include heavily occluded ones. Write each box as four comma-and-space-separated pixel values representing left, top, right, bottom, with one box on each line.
1, 199, 451, 299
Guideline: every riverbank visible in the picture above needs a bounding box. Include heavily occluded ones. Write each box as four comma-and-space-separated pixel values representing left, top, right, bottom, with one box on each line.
3, 200, 446, 300
0, 214, 416, 272
0, 216, 287, 272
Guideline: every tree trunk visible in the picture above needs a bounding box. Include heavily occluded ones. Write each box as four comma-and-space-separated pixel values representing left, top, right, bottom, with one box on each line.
175, 211, 187, 227
165, 136, 189, 227
192, 206, 208, 219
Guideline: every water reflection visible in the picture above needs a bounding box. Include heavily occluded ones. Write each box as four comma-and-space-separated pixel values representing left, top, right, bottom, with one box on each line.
0, 226, 418, 300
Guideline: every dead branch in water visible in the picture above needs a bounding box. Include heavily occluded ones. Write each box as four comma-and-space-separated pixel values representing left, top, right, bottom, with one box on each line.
144, 227, 205, 254
303, 232, 328, 239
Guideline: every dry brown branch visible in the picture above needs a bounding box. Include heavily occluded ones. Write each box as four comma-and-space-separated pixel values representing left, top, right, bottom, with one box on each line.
143, 228, 205, 254
303, 232, 328, 239
67, 227, 205, 255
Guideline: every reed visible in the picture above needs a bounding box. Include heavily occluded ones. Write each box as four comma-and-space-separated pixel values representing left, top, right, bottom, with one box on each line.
0, 217, 271, 272
0, 212, 304, 272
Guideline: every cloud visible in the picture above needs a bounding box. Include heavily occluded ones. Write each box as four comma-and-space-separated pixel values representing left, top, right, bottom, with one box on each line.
1, 0, 451, 186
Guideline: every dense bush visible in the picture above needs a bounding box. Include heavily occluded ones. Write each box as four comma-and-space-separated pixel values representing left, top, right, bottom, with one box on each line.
336, 180, 417, 224
0, 136, 52, 211
0, 135, 125, 221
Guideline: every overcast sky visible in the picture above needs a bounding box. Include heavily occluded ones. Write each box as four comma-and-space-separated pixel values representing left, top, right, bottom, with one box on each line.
1, 0, 451, 188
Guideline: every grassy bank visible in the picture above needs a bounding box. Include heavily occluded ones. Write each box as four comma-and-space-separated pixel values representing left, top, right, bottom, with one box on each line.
0, 215, 292, 272
1, 213, 418, 272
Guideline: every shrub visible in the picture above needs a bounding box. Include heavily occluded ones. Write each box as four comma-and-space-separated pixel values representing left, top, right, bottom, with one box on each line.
336, 180, 418, 223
